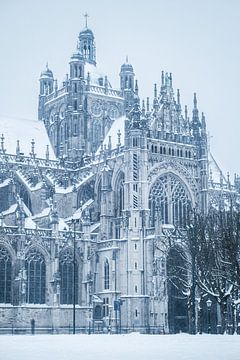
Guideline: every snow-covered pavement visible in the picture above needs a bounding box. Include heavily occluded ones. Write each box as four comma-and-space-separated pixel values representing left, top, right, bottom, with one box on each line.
0, 333, 240, 360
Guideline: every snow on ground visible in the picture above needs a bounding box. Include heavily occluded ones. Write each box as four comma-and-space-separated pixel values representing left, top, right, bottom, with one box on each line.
0, 334, 240, 360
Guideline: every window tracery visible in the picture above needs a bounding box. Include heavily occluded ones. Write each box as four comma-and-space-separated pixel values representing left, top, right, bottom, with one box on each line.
59, 248, 78, 304
149, 173, 191, 228
0, 247, 12, 304
25, 248, 46, 304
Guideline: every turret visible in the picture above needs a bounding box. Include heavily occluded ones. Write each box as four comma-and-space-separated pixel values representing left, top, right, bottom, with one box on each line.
120, 57, 135, 109
69, 49, 84, 79
120, 57, 134, 91
39, 64, 54, 95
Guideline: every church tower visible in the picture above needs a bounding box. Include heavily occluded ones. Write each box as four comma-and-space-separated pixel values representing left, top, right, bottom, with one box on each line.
122, 96, 150, 329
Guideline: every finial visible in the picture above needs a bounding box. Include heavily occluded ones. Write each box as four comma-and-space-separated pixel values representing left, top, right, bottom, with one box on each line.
185, 105, 188, 120
31, 139, 35, 156
177, 89, 180, 105
227, 172, 230, 184
108, 136, 112, 151
46, 62, 49, 70
193, 92, 197, 108
46, 145, 49, 161
1, 134, 5, 152
161, 71, 164, 85
16, 140, 20, 156
154, 83, 157, 98
87, 72, 90, 83
201, 112, 206, 129
84, 12, 89, 28
135, 80, 138, 95
146, 97, 150, 112
117, 129, 121, 146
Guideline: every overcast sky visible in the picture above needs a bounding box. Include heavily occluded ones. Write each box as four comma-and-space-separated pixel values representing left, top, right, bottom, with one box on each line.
0, 0, 239, 178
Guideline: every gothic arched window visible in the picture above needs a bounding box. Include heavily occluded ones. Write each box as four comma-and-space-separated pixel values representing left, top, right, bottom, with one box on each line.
104, 258, 110, 290
59, 249, 78, 304
149, 173, 192, 228
0, 247, 12, 303
25, 248, 46, 304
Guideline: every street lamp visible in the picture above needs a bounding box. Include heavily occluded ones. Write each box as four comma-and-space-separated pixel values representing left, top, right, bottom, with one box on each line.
206, 298, 212, 334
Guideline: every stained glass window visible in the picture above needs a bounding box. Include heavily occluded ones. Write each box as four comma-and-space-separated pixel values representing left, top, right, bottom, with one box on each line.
0, 247, 12, 303
25, 248, 46, 304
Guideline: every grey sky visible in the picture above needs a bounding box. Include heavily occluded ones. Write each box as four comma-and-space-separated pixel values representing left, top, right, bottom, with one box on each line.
0, 0, 239, 178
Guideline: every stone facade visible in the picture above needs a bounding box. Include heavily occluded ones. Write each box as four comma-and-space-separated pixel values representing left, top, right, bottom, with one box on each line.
0, 23, 239, 334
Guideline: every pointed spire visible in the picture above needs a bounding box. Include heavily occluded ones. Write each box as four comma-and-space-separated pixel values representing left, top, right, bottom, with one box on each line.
135, 80, 138, 95
108, 136, 112, 151
117, 129, 121, 147
126, 55, 128, 63
1, 134, 4, 153
154, 83, 157, 98
16, 140, 20, 157
46, 145, 49, 161
177, 89, 180, 105
169, 72, 172, 87
31, 139, 35, 156
142, 100, 145, 115
185, 105, 188, 120
193, 92, 197, 109
146, 97, 150, 112
201, 112, 206, 130
161, 71, 164, 86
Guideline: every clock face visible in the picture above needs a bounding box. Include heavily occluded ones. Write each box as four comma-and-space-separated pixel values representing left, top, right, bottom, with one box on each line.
91, 101, 103, 117
108, 104, 119, 120
59, 104, 66, 119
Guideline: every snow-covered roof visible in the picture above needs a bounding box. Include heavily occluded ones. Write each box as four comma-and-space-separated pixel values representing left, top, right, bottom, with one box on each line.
32, 207, 50, 220
96, 115, 125, 155
84, 63, 112, 87
0, 179, 10, 188
0, 116, 56, 160
208, 152, 228, 185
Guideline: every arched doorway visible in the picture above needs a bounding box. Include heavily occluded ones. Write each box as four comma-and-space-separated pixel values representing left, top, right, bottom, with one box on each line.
167, 247, 188, 333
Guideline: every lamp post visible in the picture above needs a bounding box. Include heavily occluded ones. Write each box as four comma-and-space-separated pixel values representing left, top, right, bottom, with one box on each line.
206, 298, 212, 334
72, 219, 76, 335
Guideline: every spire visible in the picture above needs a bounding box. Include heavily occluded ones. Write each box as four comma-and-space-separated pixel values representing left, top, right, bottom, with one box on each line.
169, 72, 172, 87
126, 55, 128, 63
153, 84, 159, 110
1, 134, 4, 153
154, 83, 157, 98
194, 92, 197, 108
146, 97, 150, 112
177, 89, 180, 105
16, 140, 20, 157
201, 112, 206, 130
161, 71, 164, 86
185, 105, 188, 120
135, 80, 139, 95
142, 100, 145, 115
192, 92, 201, 139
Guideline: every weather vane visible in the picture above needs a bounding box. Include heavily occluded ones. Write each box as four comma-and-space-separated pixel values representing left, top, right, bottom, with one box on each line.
84, 12, 89, 28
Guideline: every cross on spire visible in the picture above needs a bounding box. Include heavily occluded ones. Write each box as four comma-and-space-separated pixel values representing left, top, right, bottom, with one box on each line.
84, 12, 89, 28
